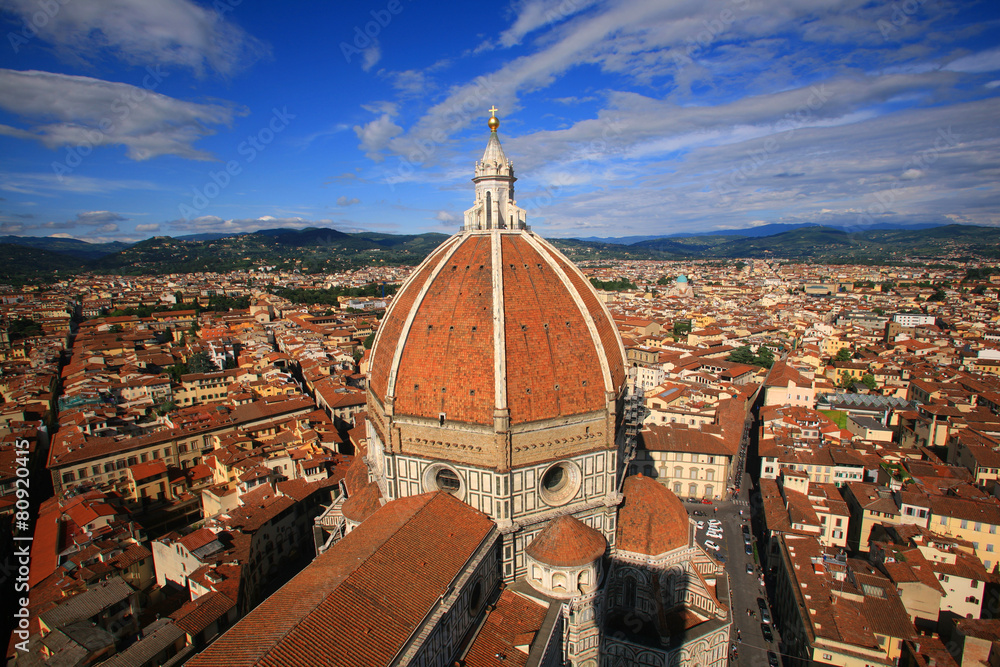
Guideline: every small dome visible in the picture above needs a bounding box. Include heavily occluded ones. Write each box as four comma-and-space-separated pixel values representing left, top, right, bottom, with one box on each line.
617, 474, 689, 556
676, 274, 688, 283
526, 515, 607, 567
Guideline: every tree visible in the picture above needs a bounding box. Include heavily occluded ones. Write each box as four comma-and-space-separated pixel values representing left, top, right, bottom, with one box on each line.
363, 332, 376, 349
186, 352, 218, 374
927, 289, 947, 302
728, 346, 755, 365
754, 346, 775, 369
839, 371, 854, 389
734, 260, 747, 272
108, 324, 123, 334
156, 400, 177, 416
657, 275, 674, 286
861, 374, 878, 391
834, 348, 852, 362
7, 317, 43, 340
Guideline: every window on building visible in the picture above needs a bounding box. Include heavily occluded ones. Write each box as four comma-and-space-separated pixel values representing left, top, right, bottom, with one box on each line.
689, 468, 698, 480
961, 520, 969, 530
689, 483, 698, 497
707, 470, 715, 482
674, 483, 682, 494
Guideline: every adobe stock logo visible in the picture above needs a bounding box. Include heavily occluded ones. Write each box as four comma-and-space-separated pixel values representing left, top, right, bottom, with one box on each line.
339, 0, 408, 66
178, 107, 295, 219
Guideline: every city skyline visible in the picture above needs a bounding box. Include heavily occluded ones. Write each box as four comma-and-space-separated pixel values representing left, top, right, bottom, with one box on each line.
1, 0, 999, 243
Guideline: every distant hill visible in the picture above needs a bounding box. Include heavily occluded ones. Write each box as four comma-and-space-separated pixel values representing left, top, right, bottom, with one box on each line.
0, 243, 87, 283
578, 221, 947, 245
1, 223, 997, 283
0, 235, 130, 260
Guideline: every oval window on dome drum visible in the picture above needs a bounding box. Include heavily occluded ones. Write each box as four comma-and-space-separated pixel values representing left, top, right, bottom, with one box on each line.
423, 463, 465, 498
539, 461, 581, 506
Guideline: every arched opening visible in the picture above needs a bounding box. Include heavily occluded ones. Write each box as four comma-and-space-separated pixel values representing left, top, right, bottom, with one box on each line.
486, 191, 492, 228
552, 571, 568, 591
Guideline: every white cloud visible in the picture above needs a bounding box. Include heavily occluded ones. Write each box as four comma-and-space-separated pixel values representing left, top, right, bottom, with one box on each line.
135, 223, 161, 233
353, 113, 403, 162
435, 210, 458, 222
337, 196, 361, 206
0, 70, 244, 161
0, 172, 158, 195
944, 49, 1000, 74
361, 43, 381, 72
1, 0, 269, 76
168, 215, 325, 234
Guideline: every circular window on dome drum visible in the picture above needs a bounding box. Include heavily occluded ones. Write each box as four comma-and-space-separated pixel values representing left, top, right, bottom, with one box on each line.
538, 461, 581, 506
423, 463, 465, 499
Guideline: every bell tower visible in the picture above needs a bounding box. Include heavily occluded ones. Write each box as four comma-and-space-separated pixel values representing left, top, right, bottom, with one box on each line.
463, 107, 527, 231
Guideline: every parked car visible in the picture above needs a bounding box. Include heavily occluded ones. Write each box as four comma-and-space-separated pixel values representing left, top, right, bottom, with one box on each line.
757, 597, 768, 612
745, 543, 753, 555
696, 521, 705, 530
688, 497, 699, 503
704, 540, 720, 551
761, 623, 773, 642
693, 510, 707, 517
708, 519, 722, 526
707, 532, 723, 541
768, 652, 779, 667
760, 607, 772, 625
746, 563, 754, 575
701, 498, 713, 504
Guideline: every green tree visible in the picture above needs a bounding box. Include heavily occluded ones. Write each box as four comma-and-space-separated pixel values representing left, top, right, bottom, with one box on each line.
734, 260, 747, 272
927, 289, 947, 302
186, 352, 218, 374
861, 374, 878, 391
839, 371, 855, 389
728, 346, 755, 365
754, 345, 775, 369
657, 275, 674, 286
363, 332, 376, 349
7, 317, 43, 340
834, 348, 852, 362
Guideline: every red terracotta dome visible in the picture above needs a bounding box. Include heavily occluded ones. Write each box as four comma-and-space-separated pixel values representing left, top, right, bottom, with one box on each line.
526, 514, 608, 567
616, 474, 690, 556
369, 230, 626, 428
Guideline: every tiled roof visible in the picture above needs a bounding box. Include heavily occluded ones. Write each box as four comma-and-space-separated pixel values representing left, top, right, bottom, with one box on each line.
188, 492, 495, 667
617, 474, 689, 556
463, 589, 549, 667
341, 481, 382, 523
170, 591, 236, 635
369, 231, 625, 435
525, 515, 607, 567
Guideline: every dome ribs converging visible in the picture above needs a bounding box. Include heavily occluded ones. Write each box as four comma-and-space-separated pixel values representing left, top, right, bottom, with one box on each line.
501, 235, 604, 425
369, 238, 458, 400
394, 235, 496, 424
535, 240, 627, 390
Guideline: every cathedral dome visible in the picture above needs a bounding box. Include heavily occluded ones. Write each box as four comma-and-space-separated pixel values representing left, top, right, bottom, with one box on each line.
369, 232, 625, 430
365, 111, 626, 511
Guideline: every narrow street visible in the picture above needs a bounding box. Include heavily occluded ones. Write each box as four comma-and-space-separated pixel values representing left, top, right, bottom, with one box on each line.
686, 472, 781, 667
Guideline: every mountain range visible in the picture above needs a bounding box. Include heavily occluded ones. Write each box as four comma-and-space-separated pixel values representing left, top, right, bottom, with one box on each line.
2, 223, 997, 284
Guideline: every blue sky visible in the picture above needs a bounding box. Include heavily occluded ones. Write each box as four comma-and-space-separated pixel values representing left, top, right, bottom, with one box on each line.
0, 0, 998, 242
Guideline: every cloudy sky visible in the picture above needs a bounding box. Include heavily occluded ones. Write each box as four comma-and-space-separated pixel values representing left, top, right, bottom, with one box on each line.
0, 0, 998, 242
